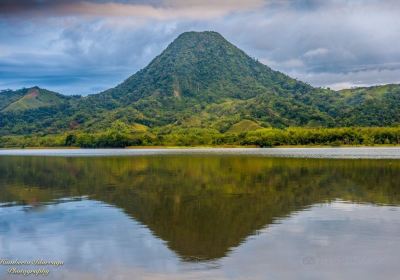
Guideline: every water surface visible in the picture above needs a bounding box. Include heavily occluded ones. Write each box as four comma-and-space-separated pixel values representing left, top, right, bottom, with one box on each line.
0, 154, 399, 279
1, 147, 400, 158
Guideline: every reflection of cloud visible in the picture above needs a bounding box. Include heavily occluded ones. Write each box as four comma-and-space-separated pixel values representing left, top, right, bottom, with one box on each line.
223, 202, 400, 280
3, 199, 400, 280
330, 201, 357, 211
0, 200, 183, 280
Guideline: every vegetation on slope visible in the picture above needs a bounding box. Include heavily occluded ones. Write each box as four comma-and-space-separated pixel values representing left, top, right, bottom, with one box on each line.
2, 87, 68, 112
0, 31, 399, 146
226, 120, 262, 134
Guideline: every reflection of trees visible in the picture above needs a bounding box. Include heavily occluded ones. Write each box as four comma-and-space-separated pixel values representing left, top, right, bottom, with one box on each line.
1, 156, 399, 260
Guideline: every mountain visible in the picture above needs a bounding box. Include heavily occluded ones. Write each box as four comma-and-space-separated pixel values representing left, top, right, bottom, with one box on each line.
0, 31, 399, 137
85, 31, 334, 129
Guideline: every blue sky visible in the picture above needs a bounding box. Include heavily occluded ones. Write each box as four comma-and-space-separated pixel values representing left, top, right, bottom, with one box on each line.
1, 0, 400, 95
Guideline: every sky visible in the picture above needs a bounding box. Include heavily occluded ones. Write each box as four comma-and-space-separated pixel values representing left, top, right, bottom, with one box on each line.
1, 0, 400, 95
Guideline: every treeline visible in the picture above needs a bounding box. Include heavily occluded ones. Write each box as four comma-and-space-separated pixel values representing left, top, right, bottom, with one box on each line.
1, 126, 400, 148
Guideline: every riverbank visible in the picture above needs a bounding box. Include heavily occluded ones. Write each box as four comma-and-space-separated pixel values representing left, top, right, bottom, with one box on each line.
1, 147, 400, 159
1, 127, 400, 148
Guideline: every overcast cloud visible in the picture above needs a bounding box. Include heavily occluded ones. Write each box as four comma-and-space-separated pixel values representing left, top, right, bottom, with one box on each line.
0, 0, 400, 94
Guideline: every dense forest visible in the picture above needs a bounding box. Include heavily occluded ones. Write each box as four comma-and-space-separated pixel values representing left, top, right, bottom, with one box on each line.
0, 31, 399, 148
1, 125, 399, 148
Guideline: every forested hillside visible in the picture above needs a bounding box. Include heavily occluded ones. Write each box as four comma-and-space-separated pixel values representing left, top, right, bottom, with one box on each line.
0, 31, 399, 147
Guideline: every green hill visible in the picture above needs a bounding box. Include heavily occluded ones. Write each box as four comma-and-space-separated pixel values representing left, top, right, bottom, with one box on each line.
0, 31, 399, 140
0, 89, 27, 111
334, 84, 400, 126
0, 87, 77, 135
2, 87, 68, 112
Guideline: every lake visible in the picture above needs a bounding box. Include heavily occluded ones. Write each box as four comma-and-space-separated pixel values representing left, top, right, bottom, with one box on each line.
1, 149, 400, 279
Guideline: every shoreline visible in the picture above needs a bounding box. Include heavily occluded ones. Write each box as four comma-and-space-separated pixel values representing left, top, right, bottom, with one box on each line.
1, 143, 400, 150
1, 147, 400, 159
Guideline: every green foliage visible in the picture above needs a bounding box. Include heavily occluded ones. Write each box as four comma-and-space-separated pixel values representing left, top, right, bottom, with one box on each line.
65, 134, 77, 146
1, 126, 400, 148
2, 87, 68, 112
0, 88, 27, 110
241, 127, 400, 147
226, 120, 263, 134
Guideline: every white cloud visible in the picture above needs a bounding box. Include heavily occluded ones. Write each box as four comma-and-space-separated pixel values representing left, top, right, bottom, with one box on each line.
0, 0, 266, 20
260, 58, 304, 69
291, 68, 400, 90
304, 48, 329, 58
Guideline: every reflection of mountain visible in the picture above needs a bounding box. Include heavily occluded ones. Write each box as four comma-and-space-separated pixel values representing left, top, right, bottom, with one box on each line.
0, 156, 399, 260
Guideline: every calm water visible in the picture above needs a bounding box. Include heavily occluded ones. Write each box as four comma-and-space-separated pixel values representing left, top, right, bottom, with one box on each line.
1, 152, 400, 279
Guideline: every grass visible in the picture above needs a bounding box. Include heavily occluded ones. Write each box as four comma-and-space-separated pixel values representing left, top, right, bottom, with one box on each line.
226, 120, 262, 134
2, 88, 65, 112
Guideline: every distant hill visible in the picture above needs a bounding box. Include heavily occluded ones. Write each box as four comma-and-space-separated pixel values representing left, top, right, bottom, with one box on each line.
0, 87, 76, 135
0, 31, 399, 136
334, 84, 400, 126
0, 89, 26, 111
2, 87, 68, 113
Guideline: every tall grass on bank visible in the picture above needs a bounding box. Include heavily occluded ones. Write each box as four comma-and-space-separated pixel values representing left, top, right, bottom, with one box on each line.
1, 127, 400, 148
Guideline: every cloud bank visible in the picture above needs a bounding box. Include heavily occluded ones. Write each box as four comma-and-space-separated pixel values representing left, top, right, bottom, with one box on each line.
0, 0, 400, 94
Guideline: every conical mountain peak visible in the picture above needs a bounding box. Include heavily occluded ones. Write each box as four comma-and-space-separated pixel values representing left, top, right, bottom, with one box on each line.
110, 30, 304, 104
174, 30, 226, 41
